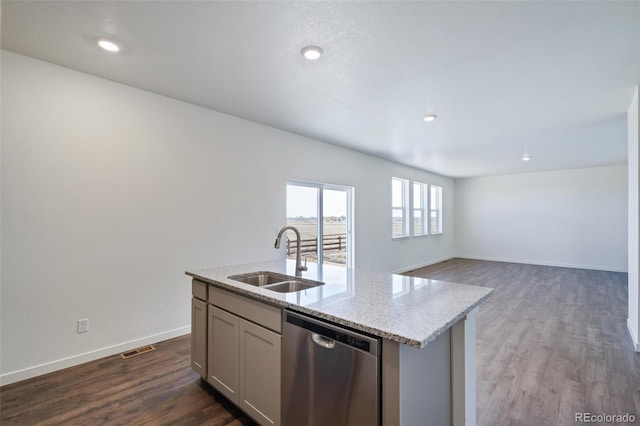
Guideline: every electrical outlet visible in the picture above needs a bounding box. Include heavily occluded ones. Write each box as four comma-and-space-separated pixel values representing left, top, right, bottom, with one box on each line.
78, 318, 89, 334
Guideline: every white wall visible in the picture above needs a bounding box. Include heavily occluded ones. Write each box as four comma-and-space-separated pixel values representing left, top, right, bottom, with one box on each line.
0, 51, 454, 384
455, 165, 628, 272
628, 86, 639, 351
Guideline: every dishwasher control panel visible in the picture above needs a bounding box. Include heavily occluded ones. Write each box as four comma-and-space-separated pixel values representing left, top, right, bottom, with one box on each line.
285, 310, 379, 354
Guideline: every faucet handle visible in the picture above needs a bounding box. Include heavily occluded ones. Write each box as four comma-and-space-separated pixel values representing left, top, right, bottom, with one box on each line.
300, 257, 308, 272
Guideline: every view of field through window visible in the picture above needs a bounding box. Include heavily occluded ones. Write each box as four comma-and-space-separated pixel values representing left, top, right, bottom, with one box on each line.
430, 185, 443, 234
286, 184, 349, 267
392, 177, 408, 237
392, 179, 443, 237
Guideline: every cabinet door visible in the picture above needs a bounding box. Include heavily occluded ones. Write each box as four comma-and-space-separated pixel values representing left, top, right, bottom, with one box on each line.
238, 318, 281, 426
191, 298, 207, 378
208, 305, 239, 403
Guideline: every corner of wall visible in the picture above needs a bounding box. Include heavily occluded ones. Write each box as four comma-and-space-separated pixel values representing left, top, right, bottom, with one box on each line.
628, 85, 640, 351
627, 319, 640, 352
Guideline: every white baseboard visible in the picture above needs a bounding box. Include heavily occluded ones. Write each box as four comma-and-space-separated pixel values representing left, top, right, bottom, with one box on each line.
627, 319, 640, 352
0, 326, 191, 387
392, 256, 455, 275
455, 255, 628, 273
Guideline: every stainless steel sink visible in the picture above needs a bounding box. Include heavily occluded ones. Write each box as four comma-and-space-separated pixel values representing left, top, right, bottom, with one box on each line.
228, 271, 287, 286
227, 271, 324, 293
262, 281, 319, 293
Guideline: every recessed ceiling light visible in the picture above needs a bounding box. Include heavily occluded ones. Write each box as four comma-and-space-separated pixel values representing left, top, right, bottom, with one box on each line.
96, 37, 121, 53
423, 114, 437, 122
301, 46, 323, 60
522, 154, 531, 161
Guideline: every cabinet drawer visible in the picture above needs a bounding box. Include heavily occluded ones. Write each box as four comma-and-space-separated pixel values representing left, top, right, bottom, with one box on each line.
209, 286, 282, 334
192, 279, 208, 301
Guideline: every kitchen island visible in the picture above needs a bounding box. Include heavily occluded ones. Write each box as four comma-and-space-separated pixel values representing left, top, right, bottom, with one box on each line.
187, 259, 492, 426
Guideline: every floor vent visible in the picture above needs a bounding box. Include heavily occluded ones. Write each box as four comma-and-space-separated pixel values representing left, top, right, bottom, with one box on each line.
120, 345, 156, 359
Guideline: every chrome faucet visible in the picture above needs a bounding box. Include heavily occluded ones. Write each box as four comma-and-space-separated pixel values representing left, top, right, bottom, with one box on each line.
274, 226, 308, 276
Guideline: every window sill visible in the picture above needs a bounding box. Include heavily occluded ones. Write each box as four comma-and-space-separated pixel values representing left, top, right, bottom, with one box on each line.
392, 235, 410, 240
431, 232, 443, 236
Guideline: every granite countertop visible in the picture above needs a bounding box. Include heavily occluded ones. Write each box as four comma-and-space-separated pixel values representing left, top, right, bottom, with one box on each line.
186, 259, 493, 349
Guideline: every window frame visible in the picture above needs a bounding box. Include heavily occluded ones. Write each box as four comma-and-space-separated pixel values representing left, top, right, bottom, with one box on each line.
392, 177, 410, 239
412, 181, 429, 237
429, 184, 443, 235
287, 179, 354, 269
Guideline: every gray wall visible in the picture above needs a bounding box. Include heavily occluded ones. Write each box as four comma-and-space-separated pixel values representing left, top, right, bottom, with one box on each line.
0, 51, 455, 383
455, 165, 628, 272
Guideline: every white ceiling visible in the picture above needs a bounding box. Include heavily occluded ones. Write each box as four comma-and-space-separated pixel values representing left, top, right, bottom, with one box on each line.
2, 1, 639, 178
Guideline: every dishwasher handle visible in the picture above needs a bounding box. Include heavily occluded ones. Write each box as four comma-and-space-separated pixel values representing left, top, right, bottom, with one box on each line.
311, 333, 336, 349
284, 310, 380, 355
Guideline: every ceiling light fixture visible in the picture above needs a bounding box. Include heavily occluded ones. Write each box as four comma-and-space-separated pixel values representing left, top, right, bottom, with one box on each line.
96, 37, 121, 53
522, 154, 531, 161
423, 114, 437, 122
301, 46, 323, 60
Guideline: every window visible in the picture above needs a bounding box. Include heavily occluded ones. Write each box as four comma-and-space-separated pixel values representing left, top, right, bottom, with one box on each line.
393, 178, 443, 238
392, 177, 409, 238
412, 182, 428, 236
286, 181, 354, 268
430, 185, 443, 234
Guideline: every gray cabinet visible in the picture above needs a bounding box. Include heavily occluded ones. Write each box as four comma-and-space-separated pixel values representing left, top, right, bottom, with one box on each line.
191, 280, 208, 378
238, 318, 281, 426
207, 305, 239, 402
191, 297, 207, 377
191, 284, 281, 426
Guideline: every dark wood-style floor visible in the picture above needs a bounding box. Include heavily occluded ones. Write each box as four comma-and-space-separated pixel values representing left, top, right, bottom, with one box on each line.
1, 259, 638, 425
406, 258, 639, 426
0, 335, 256, 426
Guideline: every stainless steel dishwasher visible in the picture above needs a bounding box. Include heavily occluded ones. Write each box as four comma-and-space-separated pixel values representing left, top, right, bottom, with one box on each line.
282, 310, 381, 426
